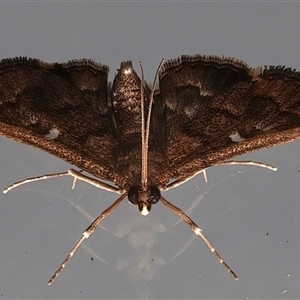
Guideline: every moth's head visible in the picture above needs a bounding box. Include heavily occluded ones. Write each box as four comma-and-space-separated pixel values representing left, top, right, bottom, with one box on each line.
127, 186, 161, 216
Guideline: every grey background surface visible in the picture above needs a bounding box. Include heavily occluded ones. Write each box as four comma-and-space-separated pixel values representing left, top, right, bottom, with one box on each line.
0, 2, 300, 299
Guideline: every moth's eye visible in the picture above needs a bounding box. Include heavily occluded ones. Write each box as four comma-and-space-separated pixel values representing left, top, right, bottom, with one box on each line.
128, 186, 139, 205
150, 187, 161, 204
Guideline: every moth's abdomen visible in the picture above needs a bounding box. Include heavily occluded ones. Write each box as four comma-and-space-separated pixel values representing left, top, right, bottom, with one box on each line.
110, 61, 148, 147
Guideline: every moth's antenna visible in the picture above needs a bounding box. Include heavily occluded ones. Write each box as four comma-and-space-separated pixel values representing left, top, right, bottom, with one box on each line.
139, 59, 164, 190
139, 62, 147, 190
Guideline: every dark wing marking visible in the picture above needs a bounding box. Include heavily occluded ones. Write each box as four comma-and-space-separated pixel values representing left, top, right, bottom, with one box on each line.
0, 57, 118, 182
153, 55, 300, 184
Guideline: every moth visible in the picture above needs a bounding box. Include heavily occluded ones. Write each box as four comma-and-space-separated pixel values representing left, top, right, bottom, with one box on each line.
0, 54, 300, 285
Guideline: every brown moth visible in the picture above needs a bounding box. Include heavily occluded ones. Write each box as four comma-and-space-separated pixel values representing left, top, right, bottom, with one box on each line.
0, 54, 300, 284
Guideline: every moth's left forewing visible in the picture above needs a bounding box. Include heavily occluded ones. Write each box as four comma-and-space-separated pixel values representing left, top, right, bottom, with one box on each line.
0, 58, 118, 181
156, 55, 300, 180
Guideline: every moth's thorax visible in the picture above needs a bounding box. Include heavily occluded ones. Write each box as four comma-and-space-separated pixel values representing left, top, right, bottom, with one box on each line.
116, 144, 167, 188
110, 61, 149, 145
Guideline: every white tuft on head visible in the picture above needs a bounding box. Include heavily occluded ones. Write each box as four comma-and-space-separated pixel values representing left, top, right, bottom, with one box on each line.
140, 204, 150, 216
123, 68, 132, 75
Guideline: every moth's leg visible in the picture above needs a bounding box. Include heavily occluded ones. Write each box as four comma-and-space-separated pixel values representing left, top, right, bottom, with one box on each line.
219, 160, 277, 171
67, 169, 120, 193
47, 192, 127, 285
3, 171, 70, 193
3, 169, 120, 194
163, 160, 276, 191
162, 169, 208, 191
160, 196, 238, 280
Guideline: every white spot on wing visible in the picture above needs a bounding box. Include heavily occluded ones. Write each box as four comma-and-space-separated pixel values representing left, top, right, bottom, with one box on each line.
45, 128, 60, 140
229, 132, 245, 143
